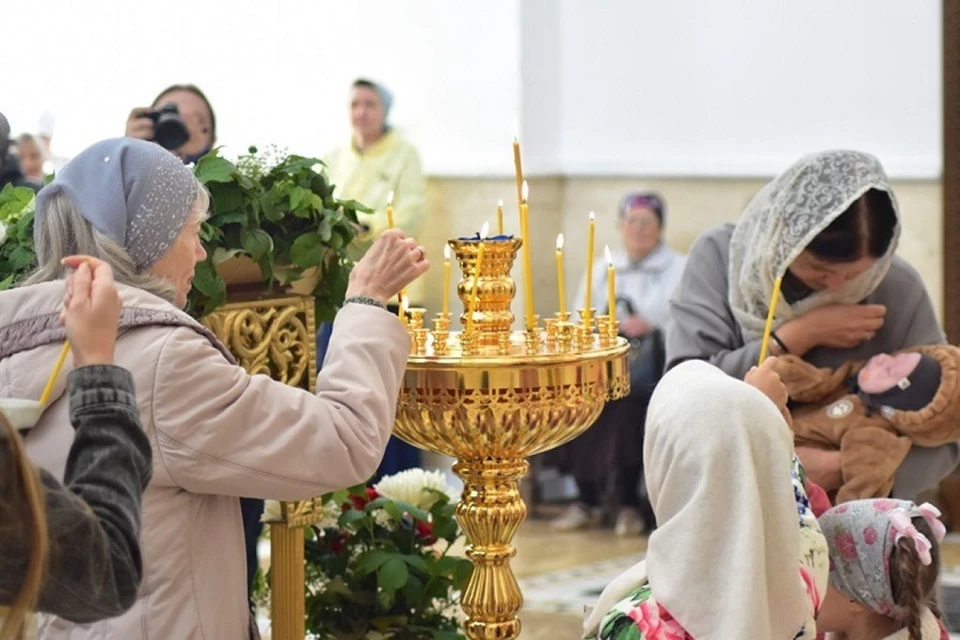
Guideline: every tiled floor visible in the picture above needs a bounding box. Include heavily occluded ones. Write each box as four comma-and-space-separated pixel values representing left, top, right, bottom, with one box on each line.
258, 519, 960, 638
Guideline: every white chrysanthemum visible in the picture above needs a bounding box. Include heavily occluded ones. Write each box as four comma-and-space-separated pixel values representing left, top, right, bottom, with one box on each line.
373, 468, 456, 510
261, 500, 283, 523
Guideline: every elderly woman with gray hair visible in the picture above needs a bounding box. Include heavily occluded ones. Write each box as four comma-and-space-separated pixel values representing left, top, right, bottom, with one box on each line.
0, 138, 430, 639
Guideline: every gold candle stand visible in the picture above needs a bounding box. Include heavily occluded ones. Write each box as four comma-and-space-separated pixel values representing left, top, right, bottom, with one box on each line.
395, 238, 630, 639
202, 295, 319, 640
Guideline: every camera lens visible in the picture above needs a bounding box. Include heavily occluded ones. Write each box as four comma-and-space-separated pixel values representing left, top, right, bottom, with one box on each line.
152, 104, 189, 151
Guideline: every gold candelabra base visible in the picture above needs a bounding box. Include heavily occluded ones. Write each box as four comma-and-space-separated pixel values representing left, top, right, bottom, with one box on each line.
395, 325, 629, 638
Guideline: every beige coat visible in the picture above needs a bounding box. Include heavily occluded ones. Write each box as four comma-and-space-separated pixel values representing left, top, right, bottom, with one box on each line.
0, 282, 410, 639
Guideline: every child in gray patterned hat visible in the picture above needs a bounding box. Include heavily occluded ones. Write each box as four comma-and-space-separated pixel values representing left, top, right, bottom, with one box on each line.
816, 498, 948, 639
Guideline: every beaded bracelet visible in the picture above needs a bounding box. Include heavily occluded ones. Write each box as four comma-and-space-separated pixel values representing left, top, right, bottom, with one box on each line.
344, 295, 387, 310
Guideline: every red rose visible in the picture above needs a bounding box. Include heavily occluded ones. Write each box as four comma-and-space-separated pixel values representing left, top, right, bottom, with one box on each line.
834, 533, 857, 561
366, 487, 380, 501
415, 520, 437, 545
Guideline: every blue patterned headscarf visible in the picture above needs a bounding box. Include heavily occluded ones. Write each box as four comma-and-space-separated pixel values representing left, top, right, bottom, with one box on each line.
35, 138, 198, 270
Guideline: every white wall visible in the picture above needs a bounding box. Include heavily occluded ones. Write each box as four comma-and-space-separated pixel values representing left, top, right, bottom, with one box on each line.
5, 0, 941, 179
6, 0, 521, 175
556, 0, 941, 178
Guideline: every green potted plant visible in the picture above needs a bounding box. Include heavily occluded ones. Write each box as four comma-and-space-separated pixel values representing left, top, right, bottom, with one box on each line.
0, 183, 37, 290
191, 145, 369, 319
0, 145, 368, 322
262, 469, 472, 639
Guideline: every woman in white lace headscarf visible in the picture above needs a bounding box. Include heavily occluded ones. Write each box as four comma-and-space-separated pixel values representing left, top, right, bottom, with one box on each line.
665, 149, 955, 501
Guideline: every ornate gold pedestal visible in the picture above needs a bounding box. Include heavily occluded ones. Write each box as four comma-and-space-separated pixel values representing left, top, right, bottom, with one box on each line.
202, 295, 319, 640
394, 238, 629, 639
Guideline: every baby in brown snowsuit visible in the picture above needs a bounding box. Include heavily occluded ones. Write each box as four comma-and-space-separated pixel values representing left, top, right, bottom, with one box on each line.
773, 345, 960, 503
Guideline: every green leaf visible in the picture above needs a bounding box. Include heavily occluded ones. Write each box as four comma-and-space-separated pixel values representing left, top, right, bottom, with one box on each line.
8, 246, 36, 271
289, 232, 326, 268
401, 574, 423, 604
318, 216, 333, 242
377, 558, 408, 592
193, 154, 236, 184
240, 228, 273, 261
355, 550, 392, 576
432, 518, 458, 542
0, 274, 14, 290
401, 554, 430, 573
338, 508, 368, 527
191, 259, 222, 296
210, 211, 247, 227
434, 556, 459, 575
289, 185, 306, 211
0, 184, 35, 220
453, 558, 473, 586
384, 501, 404, 522
392, 500, 430, 522
337, 198, 374, 214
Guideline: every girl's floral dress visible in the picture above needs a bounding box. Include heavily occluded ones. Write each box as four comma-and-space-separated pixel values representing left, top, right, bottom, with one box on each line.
591, 457, 828, 640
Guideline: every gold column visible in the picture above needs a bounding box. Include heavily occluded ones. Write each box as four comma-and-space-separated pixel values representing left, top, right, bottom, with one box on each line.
269, 526, 305, 639
202, 295, 318, 640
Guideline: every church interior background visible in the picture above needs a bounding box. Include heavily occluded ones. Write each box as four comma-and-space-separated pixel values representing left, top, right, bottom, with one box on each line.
8, 0, 960, 636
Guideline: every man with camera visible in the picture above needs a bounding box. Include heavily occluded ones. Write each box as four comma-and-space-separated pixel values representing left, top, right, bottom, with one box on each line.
124, 85, 216, 164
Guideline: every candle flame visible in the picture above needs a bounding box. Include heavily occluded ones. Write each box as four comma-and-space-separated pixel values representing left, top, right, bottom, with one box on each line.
556, 233, 564, 250
401, 295, 409, 308
480, 221, 490, 239
498, 199, 503, 208
387, 191, 394, 206
605, 245, 613, 265
589, 211, 595, 222
522, 181, 529, 203
444, 244, 451, 261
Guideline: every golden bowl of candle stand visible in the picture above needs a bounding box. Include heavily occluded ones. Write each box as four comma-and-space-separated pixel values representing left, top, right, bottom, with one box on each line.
394, 235, 630, 640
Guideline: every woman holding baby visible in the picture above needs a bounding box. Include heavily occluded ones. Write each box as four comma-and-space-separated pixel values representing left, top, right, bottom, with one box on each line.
666, 149, 957, 500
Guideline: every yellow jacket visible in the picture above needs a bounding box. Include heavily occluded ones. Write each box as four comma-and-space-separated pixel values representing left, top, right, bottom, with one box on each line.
324, 130, 427, 304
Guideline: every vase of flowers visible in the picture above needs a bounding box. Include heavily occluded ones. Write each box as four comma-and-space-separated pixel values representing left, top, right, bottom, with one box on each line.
262, 469, 472, 640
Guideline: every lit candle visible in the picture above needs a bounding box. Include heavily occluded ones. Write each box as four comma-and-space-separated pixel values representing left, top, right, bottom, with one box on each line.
466, 222, 490, 335
758, 277, 783, 365
442, 244, 452, 316
520, 182, 535, 330
556, 234, 567, 315
584, 212, 596, 322
513, 136, 524, 210
605, 245, 616, 319
386, 190, 395, 229
497, 199, 504, 236
399, 294, 408, 326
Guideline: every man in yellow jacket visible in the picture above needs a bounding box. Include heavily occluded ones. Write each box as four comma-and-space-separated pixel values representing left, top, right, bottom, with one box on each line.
321, 79, 427, 479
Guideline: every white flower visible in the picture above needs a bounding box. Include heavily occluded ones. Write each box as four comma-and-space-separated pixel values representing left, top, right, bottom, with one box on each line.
0, 221, 7, 247
373, 468, 457, 511
262, 500, 283, 523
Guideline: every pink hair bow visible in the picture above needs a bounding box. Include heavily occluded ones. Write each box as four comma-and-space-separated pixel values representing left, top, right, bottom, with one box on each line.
889, 509, 933, 566
917, 502, 947, 543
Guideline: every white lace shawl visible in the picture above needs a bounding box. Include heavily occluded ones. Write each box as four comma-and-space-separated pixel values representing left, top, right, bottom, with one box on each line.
728, 150, 901, 341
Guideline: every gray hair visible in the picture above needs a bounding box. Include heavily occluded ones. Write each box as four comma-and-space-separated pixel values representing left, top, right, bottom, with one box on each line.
24, 185, 209, 305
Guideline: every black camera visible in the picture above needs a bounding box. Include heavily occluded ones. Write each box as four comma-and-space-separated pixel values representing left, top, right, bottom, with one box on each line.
140, 102, 189, 151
